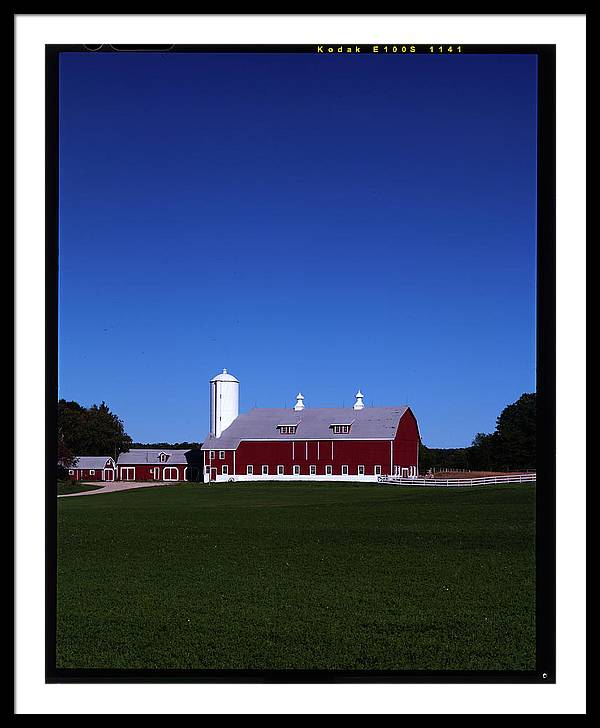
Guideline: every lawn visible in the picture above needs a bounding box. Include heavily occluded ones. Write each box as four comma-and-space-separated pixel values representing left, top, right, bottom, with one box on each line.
56, 481, 536, 671
57, 481, 105, 496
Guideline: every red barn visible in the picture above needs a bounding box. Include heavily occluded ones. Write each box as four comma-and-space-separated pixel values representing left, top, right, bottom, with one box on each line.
68, 456, 116, 482
116, 449, 203, 482
201, 372, 419, 483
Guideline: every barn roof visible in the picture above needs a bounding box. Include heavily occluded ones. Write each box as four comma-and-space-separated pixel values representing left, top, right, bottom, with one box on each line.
201, 406, 410, 450
73, 456, 114, 469
116, 449, 191, 465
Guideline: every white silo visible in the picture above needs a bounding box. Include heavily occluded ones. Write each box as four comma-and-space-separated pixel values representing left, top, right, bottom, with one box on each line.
210, 368, 240, 438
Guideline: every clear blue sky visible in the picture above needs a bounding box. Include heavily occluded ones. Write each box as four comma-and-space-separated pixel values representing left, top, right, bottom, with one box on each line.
58, 51, 537, 448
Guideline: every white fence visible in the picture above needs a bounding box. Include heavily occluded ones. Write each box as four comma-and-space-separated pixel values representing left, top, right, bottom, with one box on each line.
377, 473, 536, 487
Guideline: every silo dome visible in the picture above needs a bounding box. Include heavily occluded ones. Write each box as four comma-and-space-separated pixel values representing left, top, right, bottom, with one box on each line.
210, 368, 239, 383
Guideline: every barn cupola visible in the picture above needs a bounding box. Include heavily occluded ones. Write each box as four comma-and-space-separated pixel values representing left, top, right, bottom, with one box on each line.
210, 368, 240, 438
294, 393, 305, 411
353, 389, 365, 410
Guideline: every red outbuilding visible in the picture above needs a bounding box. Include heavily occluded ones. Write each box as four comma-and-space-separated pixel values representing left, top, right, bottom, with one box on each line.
115, 449, 203, 482
68, 456, 116, 482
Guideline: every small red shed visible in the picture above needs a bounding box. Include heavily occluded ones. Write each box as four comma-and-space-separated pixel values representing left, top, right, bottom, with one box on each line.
68, 456, 116, 482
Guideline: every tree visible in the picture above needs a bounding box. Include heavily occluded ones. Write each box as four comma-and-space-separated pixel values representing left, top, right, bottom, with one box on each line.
58, 399, 132, 459
469, 431, 499, 471
494, 393, 536, 470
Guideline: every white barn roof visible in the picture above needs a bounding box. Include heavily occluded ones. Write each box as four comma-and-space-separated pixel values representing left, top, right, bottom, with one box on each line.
116, 449, 192, 465
202, 406, 411, 450
73, 456, 114, 469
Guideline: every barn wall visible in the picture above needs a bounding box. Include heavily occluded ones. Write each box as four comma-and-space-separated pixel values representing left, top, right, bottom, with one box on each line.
205, 448, 235, 477
229, 439, 394, 477
68, 468, 110, 482
393, 409, 420, 474
117, 464, 189, 482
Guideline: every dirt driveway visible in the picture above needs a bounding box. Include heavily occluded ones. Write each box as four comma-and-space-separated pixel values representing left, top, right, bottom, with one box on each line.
59, 482, 177, 498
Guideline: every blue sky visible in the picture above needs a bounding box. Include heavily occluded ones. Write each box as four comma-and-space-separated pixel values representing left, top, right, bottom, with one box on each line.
58, 51, 537, 447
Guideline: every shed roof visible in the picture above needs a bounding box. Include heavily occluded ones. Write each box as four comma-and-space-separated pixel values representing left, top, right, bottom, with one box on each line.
202, 406, 410, 450
73, 456, 114, 469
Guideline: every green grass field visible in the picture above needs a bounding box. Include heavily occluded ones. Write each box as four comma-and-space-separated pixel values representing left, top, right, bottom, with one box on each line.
57, 481, 105, 496
56, 482, 536, 671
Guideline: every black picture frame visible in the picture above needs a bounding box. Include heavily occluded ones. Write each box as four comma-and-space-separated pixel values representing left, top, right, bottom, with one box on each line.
45, 43, 556, 684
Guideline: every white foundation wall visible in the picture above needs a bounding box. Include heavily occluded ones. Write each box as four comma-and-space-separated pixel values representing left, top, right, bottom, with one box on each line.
205, 474, 384, 483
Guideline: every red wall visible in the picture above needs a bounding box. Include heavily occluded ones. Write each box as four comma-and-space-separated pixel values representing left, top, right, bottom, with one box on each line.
117, 464, 192, 482
393, 409, 420, 474
68, 468, 112, 482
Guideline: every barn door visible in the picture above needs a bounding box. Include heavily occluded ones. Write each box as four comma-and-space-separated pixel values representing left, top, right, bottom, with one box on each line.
210, 468, 217, 482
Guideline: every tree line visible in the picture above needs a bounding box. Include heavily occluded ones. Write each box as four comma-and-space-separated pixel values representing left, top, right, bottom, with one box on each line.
419, 393, 536, 472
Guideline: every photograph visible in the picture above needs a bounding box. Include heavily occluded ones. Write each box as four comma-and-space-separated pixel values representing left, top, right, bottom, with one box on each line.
47, 43, 552, 681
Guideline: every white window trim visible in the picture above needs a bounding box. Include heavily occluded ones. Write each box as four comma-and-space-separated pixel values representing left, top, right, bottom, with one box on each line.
68, 469, 74, 475
247, 465, 254, 475
262, 465, 269, 475
219, 451, 225, 460
293, 465, 300, 475
89, 470, 95, 475
374, 465, 382, 475
325, 465, 332, 475
309, 465, 317, 475
210, 451, 215, 460
357, 465, 365, 475
277, 465, 284, 475
341, 465, 349, 475
222, 465, 228, 475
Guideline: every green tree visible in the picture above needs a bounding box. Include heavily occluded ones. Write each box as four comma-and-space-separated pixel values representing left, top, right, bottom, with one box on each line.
58, 399, 132, 459
469, 431, 499, 470
494, 393, 536, 470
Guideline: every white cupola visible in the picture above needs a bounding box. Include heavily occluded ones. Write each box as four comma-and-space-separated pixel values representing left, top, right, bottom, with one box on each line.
353, 389, 365, 410
294, 392, 305, 411
210, 368, 240, 438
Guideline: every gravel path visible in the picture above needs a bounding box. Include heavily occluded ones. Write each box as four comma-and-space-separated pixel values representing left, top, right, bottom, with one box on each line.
58, 482, 175, 498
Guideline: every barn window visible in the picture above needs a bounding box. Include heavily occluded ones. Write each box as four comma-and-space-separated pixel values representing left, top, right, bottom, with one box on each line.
219, 451, 225, 460
374, 465, 382, 475
209, 451, 215, 460
309, 465, 316, 475
89, 470, 95, 475
293, 465, 300, 475
330, 423, 352, 434
325, 465, 332, 475
262, 465, 269, 475
247, 465, 253, 475
222, 465, 228, 475
277, 465, 284, 475
278, 425, 297, 435
357, 465, 365, 475
68, 470, 74, 475
159, 453, 169, 463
